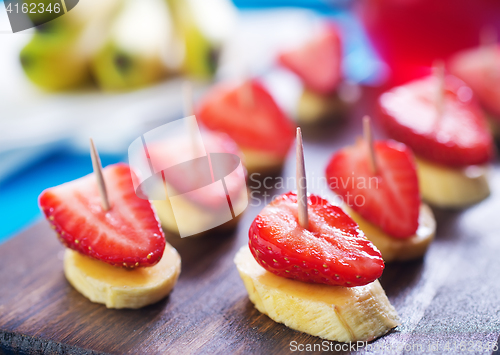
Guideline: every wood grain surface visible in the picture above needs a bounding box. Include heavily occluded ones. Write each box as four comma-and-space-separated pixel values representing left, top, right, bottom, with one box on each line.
1, 89, 500, 354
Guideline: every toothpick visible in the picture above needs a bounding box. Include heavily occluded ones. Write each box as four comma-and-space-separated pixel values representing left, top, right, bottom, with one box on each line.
89, 138, 110, 211
238, 75, 254, 108
182, 81, 194, 117
296, 127, 308, 229
182, 81, 202, 157
433, 60, 446, 118
363, 116, 377, 174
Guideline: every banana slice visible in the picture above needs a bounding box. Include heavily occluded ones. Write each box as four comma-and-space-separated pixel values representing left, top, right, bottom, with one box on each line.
234, 246, 399, 343
296, 90, 345, 125
486, 113, 500, 139
416, 157, 490, 208
152, 188, 247, 237
240, 149, 285, 176
64, 243, 181, 309
344, 204, 435, 262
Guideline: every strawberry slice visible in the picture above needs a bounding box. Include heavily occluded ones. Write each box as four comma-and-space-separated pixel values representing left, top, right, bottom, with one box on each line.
449, 45, 500, 120
378, 74, 494, 167
248, 192, 384, 287
147, 131, 246, 209
39, 163, 165, 268
326, 139, 420, 239
278, 24, 342, 95
197, 79, 295, 157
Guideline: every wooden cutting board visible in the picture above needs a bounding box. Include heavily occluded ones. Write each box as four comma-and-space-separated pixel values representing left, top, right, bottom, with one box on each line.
2, 92, 500, 354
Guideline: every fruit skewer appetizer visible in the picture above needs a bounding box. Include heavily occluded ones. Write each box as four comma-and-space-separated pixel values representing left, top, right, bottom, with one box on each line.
148, 131, 248, 237
197, 79, 295, 175
39, 140, 181, 308
145, 83, 248, 237
378, 64, 494, 208
326, 117, 436, 262
234, 128, 399, 342
448, 32, 500, 137
278, 24, 347, 125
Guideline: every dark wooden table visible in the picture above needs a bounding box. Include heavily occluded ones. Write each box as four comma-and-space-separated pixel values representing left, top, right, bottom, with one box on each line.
1, 90, 500, 354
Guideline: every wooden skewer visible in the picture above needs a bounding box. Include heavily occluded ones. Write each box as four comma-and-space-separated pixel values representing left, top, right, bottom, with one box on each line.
182, 81, 202, 157
89, 138, 110, 211
182, 81, 194, 117
363, 116, 377, 174
296, 127, 308, 229
433, 59, 446, 118
238, 76, 254, 108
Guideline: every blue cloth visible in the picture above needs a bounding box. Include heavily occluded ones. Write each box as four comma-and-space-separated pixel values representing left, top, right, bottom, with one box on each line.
232, 0, 350, 12
0, 152, 124, 244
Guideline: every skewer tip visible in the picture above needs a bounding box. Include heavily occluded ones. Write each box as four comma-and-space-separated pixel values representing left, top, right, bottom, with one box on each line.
238, 78, 254, 108
182, 81, 194, 117
433, 60, 446, 118
296, 126, 308, 229
89, 138, 110, 211
363, 116, 377, 175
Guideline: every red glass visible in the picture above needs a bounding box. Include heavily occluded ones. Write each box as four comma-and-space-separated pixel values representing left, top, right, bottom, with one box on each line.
356, 0, 500, 85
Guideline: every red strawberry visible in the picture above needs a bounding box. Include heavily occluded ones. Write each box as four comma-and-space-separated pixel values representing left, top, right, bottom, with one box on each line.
39, 163, 165, 268
378, 74, 494, 167
326, 139, 420, 238
278, 24, 342, 95
147, 131, 246, 210
449, 44, 500, 120
197, 79, 295, 157
248, 192, 384, 287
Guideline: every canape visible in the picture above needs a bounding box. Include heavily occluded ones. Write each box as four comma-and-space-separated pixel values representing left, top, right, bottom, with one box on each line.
197, 79, 295, 175
146, 130, 248, 237
39, 162, 181, 308
448, 43, 500, 137
378, 73, 494, 208
235, 128, 399, 342
326, 119, 435, 262
235, 193, 399, 342
278, 24, 347, 125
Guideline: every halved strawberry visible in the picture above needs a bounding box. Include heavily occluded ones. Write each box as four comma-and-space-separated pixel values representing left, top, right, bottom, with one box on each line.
147, 131, 246, 209
278, 24, 342, 95
248, 192, 384, 287
378, 74, 494, 167
197, 79, 295, 157
449, 44, 500, 120
326, 139, 420, 238
39, 163, 165, 268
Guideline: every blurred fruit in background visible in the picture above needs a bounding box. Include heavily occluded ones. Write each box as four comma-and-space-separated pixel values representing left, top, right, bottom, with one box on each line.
90, 0, 174, 91
356, 0, 500, 85
277, 23, 348, 125
20, 0, 122, 91
167, 0, 236, 79
278, 23, 342, 96
197, 79, 295, 175
448, 41, 500, 137
19, 0, 237, 92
